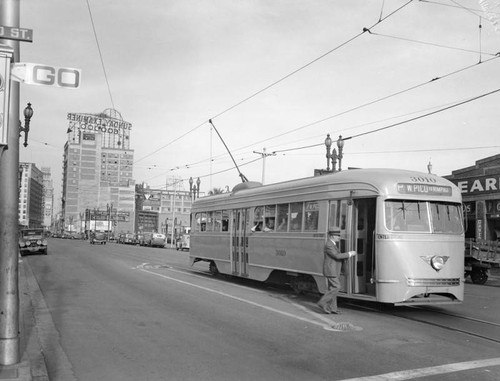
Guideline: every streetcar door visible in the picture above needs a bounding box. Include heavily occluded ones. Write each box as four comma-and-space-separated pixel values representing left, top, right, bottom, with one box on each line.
231, 209, 249, 276
328, 200, 353, 293
349, 199, 376, 294
329, 198, 376, 295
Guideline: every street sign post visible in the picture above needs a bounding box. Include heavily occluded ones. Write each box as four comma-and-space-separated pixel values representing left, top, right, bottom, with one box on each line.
0, 26, 32, 42
0, 45, 13, 146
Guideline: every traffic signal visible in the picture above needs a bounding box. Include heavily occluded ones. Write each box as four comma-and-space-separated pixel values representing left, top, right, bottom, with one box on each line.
0, 44, 13, 146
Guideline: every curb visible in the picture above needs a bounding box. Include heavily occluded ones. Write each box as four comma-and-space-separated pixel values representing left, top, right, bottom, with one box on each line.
0, 259, 50, 381
18, 259, 50, 381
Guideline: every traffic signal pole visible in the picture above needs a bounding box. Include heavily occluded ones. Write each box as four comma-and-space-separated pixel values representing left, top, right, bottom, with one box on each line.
0, 0, 21, 365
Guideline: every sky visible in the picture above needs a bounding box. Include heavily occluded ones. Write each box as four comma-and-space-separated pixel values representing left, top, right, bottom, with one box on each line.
15, 0, 500, 205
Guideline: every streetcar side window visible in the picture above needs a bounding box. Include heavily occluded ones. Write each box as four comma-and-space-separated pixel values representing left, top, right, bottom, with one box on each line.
206, 212, 214, 232
264, 205, 276, 231
221, 210, 230, 232
213, 211, 222, 232
340, 202, 347, 230
277, 204, 289, 232
304, 201, 319, 231
252, 206, 264, 231
197, 212, 207, 232
328, 201, 339, 231
290, 202, 303, 231
430, 202, 463, 234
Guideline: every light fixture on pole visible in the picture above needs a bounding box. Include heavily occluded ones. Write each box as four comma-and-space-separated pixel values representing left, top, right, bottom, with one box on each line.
336, 135, 344, 171
323, 134, 345, 173
324, 135, 332, 172
18, 102, 33, 147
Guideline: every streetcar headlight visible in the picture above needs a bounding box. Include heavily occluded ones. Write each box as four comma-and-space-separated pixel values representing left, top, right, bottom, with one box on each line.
19, 242, 26, 248
25, 241, 31, 247
37, 240, 42, 245
431, 256, 445, 271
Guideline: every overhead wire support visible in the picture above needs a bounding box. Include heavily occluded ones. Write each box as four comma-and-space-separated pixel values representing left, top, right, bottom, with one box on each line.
253, 148, 276, 184
209, 119, 248, 183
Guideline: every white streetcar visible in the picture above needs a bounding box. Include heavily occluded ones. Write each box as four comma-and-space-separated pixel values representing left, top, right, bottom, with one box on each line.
190, 168, 464, 305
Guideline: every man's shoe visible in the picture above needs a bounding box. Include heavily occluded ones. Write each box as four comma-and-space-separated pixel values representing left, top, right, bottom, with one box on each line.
318, 303, 331, 314
330, 310, 341, 315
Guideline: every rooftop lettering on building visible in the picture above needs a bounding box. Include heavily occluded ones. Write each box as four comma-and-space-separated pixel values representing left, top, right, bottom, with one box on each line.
67, 112, 132, 131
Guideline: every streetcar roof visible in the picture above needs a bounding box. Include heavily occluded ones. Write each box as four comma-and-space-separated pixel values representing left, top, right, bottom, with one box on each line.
192, 168, 462, 210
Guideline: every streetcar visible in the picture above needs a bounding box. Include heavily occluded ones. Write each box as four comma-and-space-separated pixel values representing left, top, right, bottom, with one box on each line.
189, 168, 464, 305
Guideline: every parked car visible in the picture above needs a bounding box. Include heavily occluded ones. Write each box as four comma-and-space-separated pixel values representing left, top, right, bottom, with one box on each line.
90, 232, 107, 245
134, 233, 144, 245
19, 228, 48, 255
139, 232, 153, 246
69, 232, 85, 240
176, 233, 190, 251
149, 233, 166, 248
122, 233, 135, 244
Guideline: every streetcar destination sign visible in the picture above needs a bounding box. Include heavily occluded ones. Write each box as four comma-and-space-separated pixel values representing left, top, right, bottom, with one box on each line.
397, 183, 452, 196
0, 26, 33, 42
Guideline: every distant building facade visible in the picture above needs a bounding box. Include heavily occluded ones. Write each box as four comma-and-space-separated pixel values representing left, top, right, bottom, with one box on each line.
61, 108, 135, 233
135, 182, 201, 238
41, 167, 54, 230
445, 154, 500, 241
19, 162, 44, 228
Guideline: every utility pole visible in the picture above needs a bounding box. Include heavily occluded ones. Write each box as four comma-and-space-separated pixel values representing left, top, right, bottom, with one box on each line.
0, 0, 21, 365
253, 148, 275, 185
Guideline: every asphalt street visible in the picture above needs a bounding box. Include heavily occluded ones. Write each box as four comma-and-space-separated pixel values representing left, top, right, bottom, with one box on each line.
10, 239, 500, 380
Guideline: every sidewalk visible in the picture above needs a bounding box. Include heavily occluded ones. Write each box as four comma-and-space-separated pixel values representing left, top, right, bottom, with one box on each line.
0, 259, 49, 381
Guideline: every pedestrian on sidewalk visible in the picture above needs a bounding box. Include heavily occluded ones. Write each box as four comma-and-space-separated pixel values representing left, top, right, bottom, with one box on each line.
317, 230, 356, 314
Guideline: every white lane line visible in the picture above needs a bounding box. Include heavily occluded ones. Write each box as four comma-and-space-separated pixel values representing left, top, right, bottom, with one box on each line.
136, 263, 344, 331
340, 357, 500, 380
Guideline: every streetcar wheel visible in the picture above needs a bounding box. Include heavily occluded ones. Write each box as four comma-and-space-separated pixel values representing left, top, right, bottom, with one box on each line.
209, 261, 219, 276
471, 268, 488, 285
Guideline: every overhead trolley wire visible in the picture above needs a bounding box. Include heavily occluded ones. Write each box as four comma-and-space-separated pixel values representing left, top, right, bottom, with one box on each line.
272, 86, 500, 154
133, 1, 413, 168
368, 31, 499, 57
86, 0, 115, 109
231, 54, 500, 155
143, 52, 500, 182
209, 0, 413, 122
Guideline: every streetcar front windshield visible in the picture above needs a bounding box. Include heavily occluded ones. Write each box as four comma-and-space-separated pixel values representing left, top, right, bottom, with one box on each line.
385, 200, 462, 234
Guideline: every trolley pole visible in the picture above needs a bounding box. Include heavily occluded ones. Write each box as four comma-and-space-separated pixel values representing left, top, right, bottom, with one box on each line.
0, 0, 21, 365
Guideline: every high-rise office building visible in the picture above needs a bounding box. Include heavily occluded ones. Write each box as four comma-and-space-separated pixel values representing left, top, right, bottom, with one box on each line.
61, 108, 135, 234
19, 162, 44, 228
41, 167, 54, 230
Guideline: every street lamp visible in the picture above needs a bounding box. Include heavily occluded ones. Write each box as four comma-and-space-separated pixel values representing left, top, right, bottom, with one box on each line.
19, 102, 34, 147
324, 134, 342, 172
189, 177, 201, 199
336, 135, 344, 172
324, 134, 332, 171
